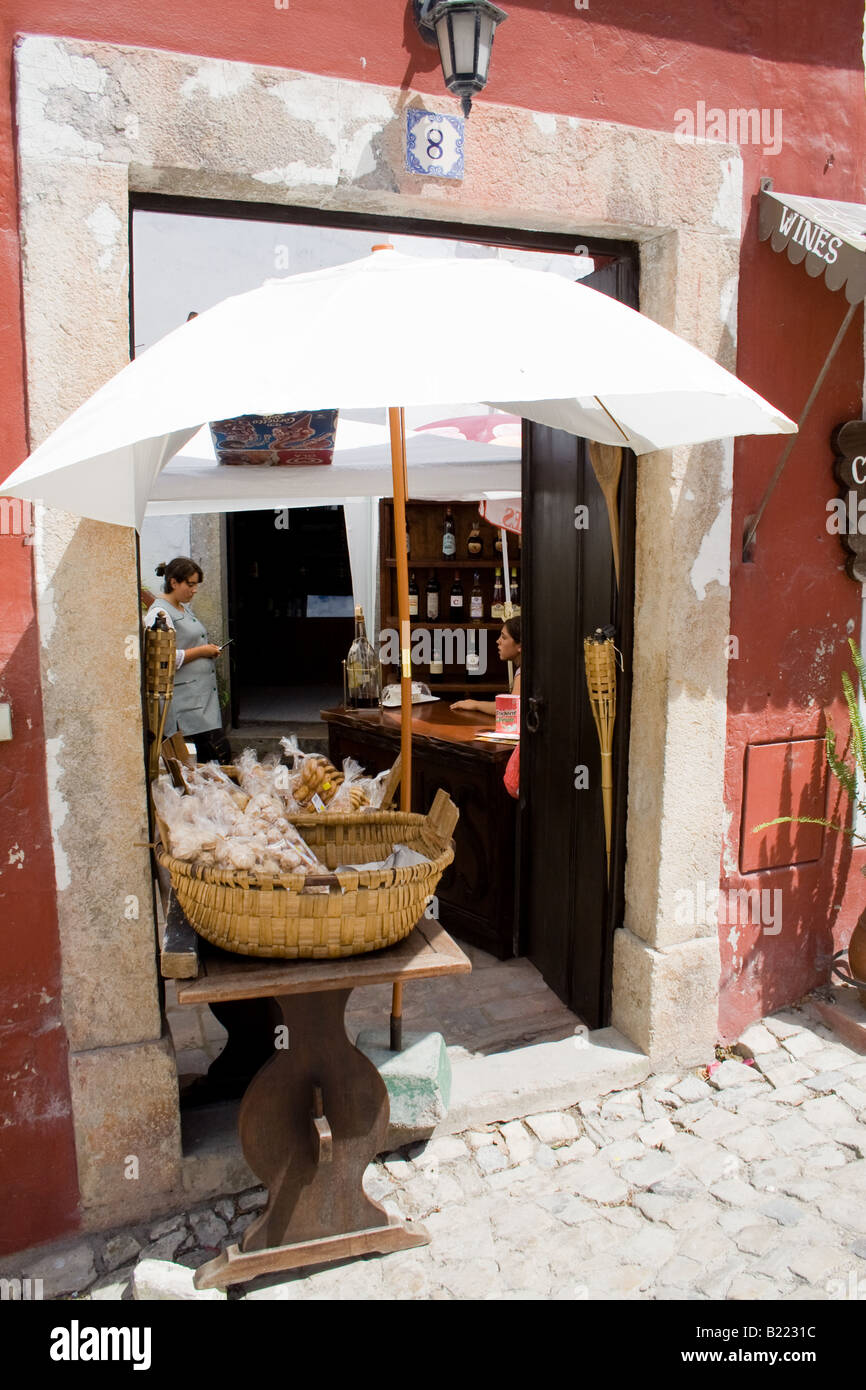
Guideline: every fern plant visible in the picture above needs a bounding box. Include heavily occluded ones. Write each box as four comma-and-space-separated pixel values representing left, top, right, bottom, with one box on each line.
754, 637, 866, 844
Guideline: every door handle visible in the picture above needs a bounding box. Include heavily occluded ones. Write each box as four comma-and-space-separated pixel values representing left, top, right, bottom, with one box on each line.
525, 696, 543, 734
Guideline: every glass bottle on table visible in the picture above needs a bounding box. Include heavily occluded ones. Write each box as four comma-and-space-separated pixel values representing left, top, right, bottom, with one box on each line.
345, 605, 381, 709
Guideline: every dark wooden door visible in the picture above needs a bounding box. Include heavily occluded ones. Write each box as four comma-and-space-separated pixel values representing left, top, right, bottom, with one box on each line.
520, 256, 637, 1027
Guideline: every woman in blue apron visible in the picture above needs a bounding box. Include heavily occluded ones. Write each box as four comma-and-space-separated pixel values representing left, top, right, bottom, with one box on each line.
144, 556, 231, 764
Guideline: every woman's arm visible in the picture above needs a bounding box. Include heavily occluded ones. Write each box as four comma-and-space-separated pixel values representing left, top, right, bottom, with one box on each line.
450, 699, 497, 715
182, 644, 221, 663
511, 670, 521, 698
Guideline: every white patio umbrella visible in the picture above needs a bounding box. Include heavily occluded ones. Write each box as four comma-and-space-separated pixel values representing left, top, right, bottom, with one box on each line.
3, 249, 794, 531
2, 247, 796, 810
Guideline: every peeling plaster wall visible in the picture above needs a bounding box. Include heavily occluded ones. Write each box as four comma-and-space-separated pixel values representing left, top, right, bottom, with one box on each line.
12, 37, 744, 1125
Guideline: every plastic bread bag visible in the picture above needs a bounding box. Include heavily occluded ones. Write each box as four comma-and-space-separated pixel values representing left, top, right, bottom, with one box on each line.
153, 778, 221, 862
279, 734, 303, 769
235, 746, 284, 798
327, 757, 373, 812
289, 754, 346, 808
366, 766, 395, 810
154, 763, 327, 875
238, 797, 326, 872
190, 760, 251, 812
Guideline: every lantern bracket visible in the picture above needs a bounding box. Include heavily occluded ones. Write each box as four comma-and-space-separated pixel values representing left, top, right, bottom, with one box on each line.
414, 0, 440, 45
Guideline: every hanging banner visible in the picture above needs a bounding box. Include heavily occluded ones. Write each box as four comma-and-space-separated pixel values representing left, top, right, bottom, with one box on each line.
479, 497, 522, 535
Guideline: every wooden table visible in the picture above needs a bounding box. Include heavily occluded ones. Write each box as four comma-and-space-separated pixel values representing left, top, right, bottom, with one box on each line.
322, 704, 518, 957
168, 905, 471, 1289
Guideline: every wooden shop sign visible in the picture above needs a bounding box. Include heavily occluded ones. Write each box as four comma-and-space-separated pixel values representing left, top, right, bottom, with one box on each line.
831, 420, 866, 582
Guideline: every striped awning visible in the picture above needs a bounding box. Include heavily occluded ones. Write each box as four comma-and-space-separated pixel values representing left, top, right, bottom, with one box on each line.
759, 188, 866, 304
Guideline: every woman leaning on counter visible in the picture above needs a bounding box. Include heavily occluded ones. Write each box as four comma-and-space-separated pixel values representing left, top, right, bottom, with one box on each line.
144, 556, 231, 764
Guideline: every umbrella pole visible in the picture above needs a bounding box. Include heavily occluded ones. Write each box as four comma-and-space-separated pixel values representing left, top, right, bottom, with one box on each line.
388, 406, 412, 814
500, 527, 514, 686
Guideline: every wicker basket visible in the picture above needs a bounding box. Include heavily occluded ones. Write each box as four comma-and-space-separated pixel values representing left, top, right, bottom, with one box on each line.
155, 790, 458, 958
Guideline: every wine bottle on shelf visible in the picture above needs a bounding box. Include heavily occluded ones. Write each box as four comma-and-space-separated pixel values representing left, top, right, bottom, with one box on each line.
491, 567, 505, 620
442, 506, 456, 557
466, 628, 481, 680
429, 634, 443, 682
408, 571, 419, 617
470, 572, 483, 620
406, 520, 411, 559
449, 571, 464, 614
509, 566, 520, 614
426, 572, 440, 621
345, 606, 381, 709
467, 521, 483, 556
494, 530, 503, 556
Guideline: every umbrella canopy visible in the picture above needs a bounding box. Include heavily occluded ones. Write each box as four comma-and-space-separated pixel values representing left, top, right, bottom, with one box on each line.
2, 248, 794, 530
147, 419, 520, 515
415, 412, 522, 448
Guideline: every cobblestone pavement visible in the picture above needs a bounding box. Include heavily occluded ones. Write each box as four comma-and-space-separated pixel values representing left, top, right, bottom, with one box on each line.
13, 1003, 866, 1302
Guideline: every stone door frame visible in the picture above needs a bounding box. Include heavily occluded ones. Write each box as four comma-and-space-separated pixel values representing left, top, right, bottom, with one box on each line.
15, 32, 739, 1228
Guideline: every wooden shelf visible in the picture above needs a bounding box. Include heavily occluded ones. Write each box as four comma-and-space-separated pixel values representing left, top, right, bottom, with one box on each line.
380, 500, 521, 700
388, 558, 519, 569
385, 618, 508, 629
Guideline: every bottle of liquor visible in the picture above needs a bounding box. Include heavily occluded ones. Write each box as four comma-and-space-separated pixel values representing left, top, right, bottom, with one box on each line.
429, 634, 443, 682
467, 521, 483, 557
509, 567, 520, 614
466, 628, 481, 680
442, 506, 456, 558
408, 571, 419, 617
449, 571, 464, 614
426, 572, 440, 621
470, 571, 483, 619
345, 605, 381, 709
491, 567, 505, 620
406, 520, 411, 559
494, 530, 503, 556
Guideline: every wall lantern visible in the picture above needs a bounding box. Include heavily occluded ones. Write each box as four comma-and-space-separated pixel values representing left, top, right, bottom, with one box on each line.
413, 0, 508, 117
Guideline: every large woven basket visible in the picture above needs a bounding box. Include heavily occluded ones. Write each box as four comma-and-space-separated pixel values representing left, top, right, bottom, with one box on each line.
156, 790, 458, 958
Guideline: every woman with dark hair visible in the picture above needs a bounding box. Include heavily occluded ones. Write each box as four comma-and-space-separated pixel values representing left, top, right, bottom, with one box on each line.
144, 556, 230, 764
451, 614, 521, 715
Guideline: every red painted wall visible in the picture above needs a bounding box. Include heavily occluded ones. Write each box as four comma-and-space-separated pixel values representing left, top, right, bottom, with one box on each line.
0, 2, 864, 1246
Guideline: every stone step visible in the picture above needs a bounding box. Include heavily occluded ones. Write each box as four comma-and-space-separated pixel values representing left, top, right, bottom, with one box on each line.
437, 1027, 651, 1137
806, 988, 866, 1056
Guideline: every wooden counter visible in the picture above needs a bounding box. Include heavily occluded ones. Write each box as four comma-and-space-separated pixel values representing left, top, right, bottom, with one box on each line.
322, 704, 518, 958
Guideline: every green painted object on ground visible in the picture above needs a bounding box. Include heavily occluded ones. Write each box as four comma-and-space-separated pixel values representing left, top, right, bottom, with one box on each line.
355, 1030, 451, 1135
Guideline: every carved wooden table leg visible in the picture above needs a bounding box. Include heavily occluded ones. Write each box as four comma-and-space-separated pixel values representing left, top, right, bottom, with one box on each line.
194, 988, 430, 1289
